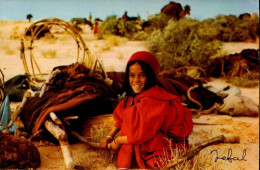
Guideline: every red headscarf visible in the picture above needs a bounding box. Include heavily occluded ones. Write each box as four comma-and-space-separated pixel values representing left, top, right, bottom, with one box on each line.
127, 51, 160, 75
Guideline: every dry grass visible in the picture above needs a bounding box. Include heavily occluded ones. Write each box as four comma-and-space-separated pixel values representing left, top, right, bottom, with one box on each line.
154, 139, 225, 170
42, 38, 57, 44
79, 115, 117, 168
226, 72, 259, 87
105, 35, 128, 47
100, 43, 112, 51
98, 36, 128, 52
105, 65, 115, 72
190, 147, 222, 170
2, 45, 16, 55
117, 51, 124, 60
41, 49, 57, 58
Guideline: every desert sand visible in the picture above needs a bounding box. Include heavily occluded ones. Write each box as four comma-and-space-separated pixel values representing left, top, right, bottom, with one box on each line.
0, 20, 259, 170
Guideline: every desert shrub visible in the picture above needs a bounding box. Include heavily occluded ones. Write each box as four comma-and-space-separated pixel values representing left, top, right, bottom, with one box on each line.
141, 13, 170, 34
98, 15, 119, 38
226, 71, 259, 87
2, 45, 16, 55
117, 20, 138, 38
43, 38, 57, 44
147, 18, 222, 70
131, 31, 150, 40
41, 49, 57, 58
206, 14, 259, 42
99, 44, 111, 51
117, 51, 124, 60
98, 15, 138, 39
104, 35, 128, 46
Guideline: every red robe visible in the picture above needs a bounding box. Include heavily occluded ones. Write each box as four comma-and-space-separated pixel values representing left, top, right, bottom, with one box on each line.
113, 85, 193, 169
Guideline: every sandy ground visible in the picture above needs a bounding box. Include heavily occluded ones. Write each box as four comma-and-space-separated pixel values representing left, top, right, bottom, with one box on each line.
0, 20, 259, 170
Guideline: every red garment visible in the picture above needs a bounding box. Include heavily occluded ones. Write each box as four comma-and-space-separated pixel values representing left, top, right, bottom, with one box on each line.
113, 85, 193, 169
127, 51, 160, 74
93, 22, 98, 34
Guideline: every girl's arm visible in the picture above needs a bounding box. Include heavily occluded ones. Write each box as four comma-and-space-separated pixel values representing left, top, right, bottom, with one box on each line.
99, 126, 120, 149
108, 135, 128, 151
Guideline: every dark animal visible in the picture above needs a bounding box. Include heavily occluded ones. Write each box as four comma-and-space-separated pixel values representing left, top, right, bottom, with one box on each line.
4, 75, 40, 101
239, 13, 251, 20
160, 1, 190, 20
70, 18, 93, 29
25, 24, 52, 39
94, 18, 103, 22
141, 21, 152, 30
121, 11, 139, 22
0, 131, 40, 169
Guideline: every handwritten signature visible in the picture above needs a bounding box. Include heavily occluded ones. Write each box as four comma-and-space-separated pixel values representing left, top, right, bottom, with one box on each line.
210, 148, 247, 163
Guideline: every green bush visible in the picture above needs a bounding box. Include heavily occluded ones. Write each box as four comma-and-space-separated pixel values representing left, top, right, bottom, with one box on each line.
226, 72, 259, 87
131, 31, 150, 41
98, 15, 138, 39
98, 15, 119, 38
142, 13, 170, 33
117, 20, 138, 38
206, 14, 259, 42
147, 18, 222, 70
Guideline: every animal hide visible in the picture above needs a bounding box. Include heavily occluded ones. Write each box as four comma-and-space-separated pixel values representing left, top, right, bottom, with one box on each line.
0, 132, 40, 169
207, 49, 259, 77
20, 62, 224, 142
218, 94, 259, 116
20, 63, 118, 140
205, 85, 259, 116
158, 74, 223, 110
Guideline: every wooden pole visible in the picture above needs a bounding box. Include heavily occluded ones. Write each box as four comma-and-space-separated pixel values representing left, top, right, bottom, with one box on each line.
161, 135, 240, 170
6, 90, 32, 129
44, 120, 74, 169
70, 130, 100, 148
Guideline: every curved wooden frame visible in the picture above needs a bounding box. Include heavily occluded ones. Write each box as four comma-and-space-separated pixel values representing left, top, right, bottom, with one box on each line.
20, 17, 96, 82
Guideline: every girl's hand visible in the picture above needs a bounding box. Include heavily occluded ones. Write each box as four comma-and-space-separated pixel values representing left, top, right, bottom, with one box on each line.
107, 139, 121, 151
99, 136, 113, 150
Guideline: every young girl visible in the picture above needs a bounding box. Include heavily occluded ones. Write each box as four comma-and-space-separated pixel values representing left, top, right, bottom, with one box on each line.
100, 51, 193, 169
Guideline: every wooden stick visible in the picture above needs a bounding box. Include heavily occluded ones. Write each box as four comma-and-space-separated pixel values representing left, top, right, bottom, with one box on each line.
57, 114, 100, 148
161, 135, 240, 170
64, 116, 79, 121
63, 116, 79, 125
49, 112, 62, 125
28, 129, 43, 141
39, 69, 60, 97
45, 120, 74, 169
70, 130, 101, 148
7, 90, 32, 129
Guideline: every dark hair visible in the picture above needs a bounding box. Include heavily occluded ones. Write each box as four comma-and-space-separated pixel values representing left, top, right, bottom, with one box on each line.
123, 60, 158, 97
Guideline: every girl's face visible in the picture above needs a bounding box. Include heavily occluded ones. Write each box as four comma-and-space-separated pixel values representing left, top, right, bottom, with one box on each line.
129, 62, 147, 94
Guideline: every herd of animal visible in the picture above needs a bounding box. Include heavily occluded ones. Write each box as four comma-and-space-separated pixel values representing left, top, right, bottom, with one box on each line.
24, 1, 192, 39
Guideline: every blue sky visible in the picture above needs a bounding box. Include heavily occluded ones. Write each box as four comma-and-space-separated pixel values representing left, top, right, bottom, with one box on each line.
0, 0, 259, 21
